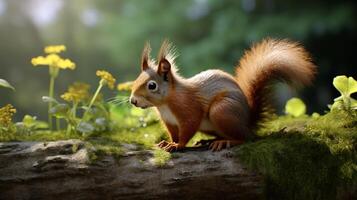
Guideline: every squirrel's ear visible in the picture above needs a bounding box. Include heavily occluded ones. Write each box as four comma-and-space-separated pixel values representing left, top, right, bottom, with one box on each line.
157, 58, 171, 81
141, 42, 151, 71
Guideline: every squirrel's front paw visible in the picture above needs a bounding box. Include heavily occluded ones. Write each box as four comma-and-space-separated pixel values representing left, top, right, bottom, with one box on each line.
157, 140, 169, 148
161, 142, 184, 152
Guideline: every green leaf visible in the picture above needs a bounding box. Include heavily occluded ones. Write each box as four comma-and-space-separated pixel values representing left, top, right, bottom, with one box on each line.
42, 96, 59, 104
285, 98, 306, 117
331, 101, 343, 111
333, 75, 357, 97
95, 117, 107, 127
0, 79, 15, 90
77, 121, 94, 133
332, 76, 357, 110
23, 115, 36, 127
81, 106, 90, 111
22, 115, 48, 129
49, 104, 70, 118
348, 76, 357, 95
333, 76, 348, 96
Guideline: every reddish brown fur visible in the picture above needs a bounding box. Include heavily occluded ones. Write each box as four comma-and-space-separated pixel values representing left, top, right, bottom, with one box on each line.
236, 38, 316, 127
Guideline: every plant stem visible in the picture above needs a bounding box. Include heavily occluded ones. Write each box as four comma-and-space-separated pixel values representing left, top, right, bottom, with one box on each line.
73, 102, 77, 118
66, 102, 77, 135
83, 80, 104, 119
89, 80, 104, 110
48, 75, 55, 130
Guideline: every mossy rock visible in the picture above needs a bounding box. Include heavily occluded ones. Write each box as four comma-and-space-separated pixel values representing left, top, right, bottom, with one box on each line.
235, 110, 357, 200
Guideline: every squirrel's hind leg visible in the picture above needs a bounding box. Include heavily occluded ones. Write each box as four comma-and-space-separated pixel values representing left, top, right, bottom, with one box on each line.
208, 96, 251, 150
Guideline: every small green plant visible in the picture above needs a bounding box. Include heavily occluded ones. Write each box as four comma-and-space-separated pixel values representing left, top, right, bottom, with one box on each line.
78, 70, 116, 134
15, 115, 48, 135
331, 75, 357, 111
152, 149, 171, 167
43, 80, 115, 136
31, 45, 76, 130
285, 97, 306, 117
60, 82, 91, 134
0, 79, 15, 90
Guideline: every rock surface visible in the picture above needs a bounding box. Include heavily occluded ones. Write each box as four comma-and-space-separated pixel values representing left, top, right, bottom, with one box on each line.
0, 140, 264, 200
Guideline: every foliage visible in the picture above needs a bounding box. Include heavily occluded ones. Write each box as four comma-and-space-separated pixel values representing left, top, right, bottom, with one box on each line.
46, 91, 113, 136
285, 97, 307, 117
15, 115, 48, 135
331, 75, 357, 111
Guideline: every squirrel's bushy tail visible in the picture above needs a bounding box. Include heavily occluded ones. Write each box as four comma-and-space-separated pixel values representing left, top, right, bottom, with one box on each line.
235, 38, 316, 128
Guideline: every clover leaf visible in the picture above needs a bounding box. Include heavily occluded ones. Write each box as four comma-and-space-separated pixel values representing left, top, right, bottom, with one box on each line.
332, 75, 357, 110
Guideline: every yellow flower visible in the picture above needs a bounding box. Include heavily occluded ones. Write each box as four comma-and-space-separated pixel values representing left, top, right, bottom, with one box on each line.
61, 82, 90, 103
57, 58, 76, 69
31, 54, 75, 70
96, 70, 116, 89
117, 81, 133, 92
61, 93, 75, 102
0, 104, 16, 127
44, 45, 66, 54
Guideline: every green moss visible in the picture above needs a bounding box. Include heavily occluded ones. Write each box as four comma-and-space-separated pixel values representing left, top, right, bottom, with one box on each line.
109, 123, 166, 148
0, 130, 84, 142
0, 105, 167, 161
152, 148, 171, 167
236, 110, 357, 200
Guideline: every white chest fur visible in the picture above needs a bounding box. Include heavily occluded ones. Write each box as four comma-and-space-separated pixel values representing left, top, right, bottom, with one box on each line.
157, 105, 178, 125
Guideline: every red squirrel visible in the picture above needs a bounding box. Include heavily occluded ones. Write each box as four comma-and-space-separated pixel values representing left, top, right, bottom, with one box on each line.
130, 38, 316, 151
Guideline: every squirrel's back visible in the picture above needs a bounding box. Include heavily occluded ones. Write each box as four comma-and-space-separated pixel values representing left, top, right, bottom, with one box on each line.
235, 38, 316, 127
188, 69, 245, 104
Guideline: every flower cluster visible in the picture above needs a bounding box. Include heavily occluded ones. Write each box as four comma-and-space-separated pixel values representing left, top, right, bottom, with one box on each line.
96, 70, 116, 89
61, 82, 90, 103
31, 45, 76, 70
44, 45, 66, 54
0, 104, 16, 127
31, 54, 75, 70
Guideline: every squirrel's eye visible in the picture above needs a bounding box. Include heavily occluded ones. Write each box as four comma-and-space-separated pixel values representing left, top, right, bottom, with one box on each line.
147, 80, 158, 92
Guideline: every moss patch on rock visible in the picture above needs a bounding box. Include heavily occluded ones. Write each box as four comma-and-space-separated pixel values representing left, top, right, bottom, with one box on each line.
236, 110, 357, 200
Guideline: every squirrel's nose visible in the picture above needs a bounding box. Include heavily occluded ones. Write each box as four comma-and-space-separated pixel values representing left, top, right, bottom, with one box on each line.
130, 98, 138, 106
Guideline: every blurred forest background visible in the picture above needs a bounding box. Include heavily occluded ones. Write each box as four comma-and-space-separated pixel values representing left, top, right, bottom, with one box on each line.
0, 0, 356, 121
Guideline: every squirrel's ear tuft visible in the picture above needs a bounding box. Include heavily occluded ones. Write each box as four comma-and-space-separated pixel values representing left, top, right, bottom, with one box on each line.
157, 39, 177, 81
158, 59, 171, 81
157, 39, 177, 62
141, 42, 151, 71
